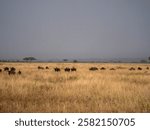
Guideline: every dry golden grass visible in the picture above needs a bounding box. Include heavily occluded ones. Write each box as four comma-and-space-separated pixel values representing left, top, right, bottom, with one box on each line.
0, 62, 150, 112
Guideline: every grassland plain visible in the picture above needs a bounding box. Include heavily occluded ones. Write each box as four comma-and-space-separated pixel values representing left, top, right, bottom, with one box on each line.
0, 62, 150, 112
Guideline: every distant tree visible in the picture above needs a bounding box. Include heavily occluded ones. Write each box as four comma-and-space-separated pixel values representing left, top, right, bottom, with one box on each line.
23, 57, 36, 62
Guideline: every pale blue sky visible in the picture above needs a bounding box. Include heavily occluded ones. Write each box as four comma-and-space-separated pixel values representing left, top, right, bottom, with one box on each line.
0, 0, 150, 60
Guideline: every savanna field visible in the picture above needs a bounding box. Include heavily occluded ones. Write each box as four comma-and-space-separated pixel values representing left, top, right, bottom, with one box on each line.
0, 62, 150, 112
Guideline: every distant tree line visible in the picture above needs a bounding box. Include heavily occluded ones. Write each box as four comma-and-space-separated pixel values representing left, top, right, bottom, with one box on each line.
0, 57, 150, 63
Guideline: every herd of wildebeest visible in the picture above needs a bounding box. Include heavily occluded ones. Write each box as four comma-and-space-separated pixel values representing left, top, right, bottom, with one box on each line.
38, 66, 149, 72
38, 66, 77, 72
0, 67, 21, 75
0, 65, 149, 76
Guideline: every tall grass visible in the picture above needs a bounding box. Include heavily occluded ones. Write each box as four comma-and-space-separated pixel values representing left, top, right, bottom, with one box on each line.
0, 63, 150, 112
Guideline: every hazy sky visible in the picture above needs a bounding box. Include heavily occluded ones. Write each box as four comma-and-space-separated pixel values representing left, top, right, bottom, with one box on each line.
0, 0, 150, 60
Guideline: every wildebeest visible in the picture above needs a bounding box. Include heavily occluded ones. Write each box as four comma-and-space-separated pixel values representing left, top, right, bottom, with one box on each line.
89, 67, 98, 71
38, 66, 44, 69
137, 67, 142, 70
129, 67, 135, 71
45, 66, 49, 69
146, 67, 149, 70
54, 67, 61, 72
8, 70, 16, 75
65, 67, 70, 72
18, 70, 22, 75
0, 69, 2, 72
110, 68, 115, 70
10, 67, 16, 72
71, 67, 76, 71
7, 67, 16, 75
100, 67, 106, 70
4, 67, 9, 71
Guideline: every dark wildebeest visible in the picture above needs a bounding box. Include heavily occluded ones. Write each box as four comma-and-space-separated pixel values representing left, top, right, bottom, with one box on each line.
100, 67, 106, 70
18, 71, 22, 75
89, 67, 98, 71
8, 67, 16, 75
8, 70, 16, 75
110, 68, 115, 70
65, 67, 70, 72
71, 67, 76, 71
10, 67, 16, 72
54, 67, 61, 72
129, 67, 135, 71
137, 67, 142, 70
146, 67, 149, 70
38, 66, 44, 70
0, 69, 2, 72
4, 67, 9, 71
45, 66, 49, 69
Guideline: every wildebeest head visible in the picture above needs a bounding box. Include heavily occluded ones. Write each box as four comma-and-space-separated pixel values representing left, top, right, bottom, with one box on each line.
146, 67, 149, 70
0, 69, 2, 72
89, 67, 98, 71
